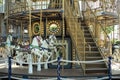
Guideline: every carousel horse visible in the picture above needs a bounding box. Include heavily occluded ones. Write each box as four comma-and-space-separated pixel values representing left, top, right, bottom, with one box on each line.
40, 34, 58, 69
5, 34, 14, 56
30, 35, 58, 70
13, 44, 25, 66
40, 38, 53, 69
14, 40, 30, 66
6, 34, 12, 47
30, 35, 44, 71
0, 38, 7, 58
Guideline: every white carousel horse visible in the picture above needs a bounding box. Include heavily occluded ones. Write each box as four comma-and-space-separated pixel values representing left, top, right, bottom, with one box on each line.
6, 34, 12, 47
40, 34, 58, 69
5, 34, 14, 56
31, 35, 58, 71
14, 44, 29, 66
40, 38, 53, 69
2, 34, 14, 67
13, 44, 23, 66
30, 35, 44, 71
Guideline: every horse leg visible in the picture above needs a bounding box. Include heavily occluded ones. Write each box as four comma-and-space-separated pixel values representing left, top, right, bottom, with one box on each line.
44, 52, 52, 69
28, 54, 33, 74
53, 47, 58, 59
37, 57, 42, 71
37, 52, 43, 71
15, 52, 23, 66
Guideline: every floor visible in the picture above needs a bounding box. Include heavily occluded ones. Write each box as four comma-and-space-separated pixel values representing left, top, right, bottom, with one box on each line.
0, 58, 120, 80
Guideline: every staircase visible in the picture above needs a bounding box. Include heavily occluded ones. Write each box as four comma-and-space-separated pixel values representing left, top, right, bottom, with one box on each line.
64, 0, 108, 75
81, 20, 108, 75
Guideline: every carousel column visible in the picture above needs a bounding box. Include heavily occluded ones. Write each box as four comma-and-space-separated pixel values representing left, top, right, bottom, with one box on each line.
20, 21, 23, 41
6, 0, 9, 35
28, 0, 32, 43
44, 52, 49, 69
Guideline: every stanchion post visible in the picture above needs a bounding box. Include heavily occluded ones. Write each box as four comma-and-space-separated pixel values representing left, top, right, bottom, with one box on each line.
57, 57, 61, 80
108, 56, 112, 80
8, 56, 12, 80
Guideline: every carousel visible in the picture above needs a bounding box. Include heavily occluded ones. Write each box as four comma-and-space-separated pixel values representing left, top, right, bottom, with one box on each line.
0, 0, 120, 80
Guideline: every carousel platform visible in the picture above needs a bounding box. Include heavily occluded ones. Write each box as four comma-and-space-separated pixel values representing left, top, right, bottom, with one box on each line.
0, 59, 120, 80
0, 66, 83, 77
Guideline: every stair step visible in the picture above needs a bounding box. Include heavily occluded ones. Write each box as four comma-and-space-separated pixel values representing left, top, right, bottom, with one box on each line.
85, 47, 98, 50
78, 52, 100, 54
85, 62, 106, 68
85, 52, 101, 56
85, 68, 108, 74
83, 30, 89, 32
85, 68, 108, 71
79, 46, 98, 48
85, 37, 94, 39
85, 51, 100, 53
85, 56, 103, 60
84, 33, 91, 35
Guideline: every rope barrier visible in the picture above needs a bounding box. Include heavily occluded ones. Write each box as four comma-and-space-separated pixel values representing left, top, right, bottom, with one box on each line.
0, 59, 8, 62
11, 58, 108, 65
12, 59, 57, 65
8, 75, 120, 80
9, 76, 110, 80
61, 59, 108, 64
0, 57, 113, 80
0, 76, 8, 79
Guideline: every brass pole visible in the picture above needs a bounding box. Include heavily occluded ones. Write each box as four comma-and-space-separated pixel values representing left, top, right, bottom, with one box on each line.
28, 0, 32, 43
62, 0, 65, 71
62, 0, 65, 41
20, 21, 23, 41
40, 0, 42, 36
46, 17, 47, 38
6, 0, 9, 35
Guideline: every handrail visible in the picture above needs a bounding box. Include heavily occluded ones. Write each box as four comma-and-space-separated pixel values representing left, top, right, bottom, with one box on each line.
84, 0, 112, 57
7, 0, 63, 15
64, 0, 86, 74
85, 1, 110, 39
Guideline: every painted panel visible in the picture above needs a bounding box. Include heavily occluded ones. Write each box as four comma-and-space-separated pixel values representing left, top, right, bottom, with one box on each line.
49, 38, 72, 68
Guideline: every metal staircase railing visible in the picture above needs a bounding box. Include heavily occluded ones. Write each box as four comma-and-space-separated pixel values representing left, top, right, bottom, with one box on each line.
83, 0, 112, 59
8, 0, 63, 14
64, 0, 86, 74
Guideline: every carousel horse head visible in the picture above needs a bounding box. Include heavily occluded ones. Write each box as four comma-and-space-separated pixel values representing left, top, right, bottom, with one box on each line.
41, 38, 49, 50
48, 33, 57, 47
31, 35, 43, 47
48, 33, 57, 45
